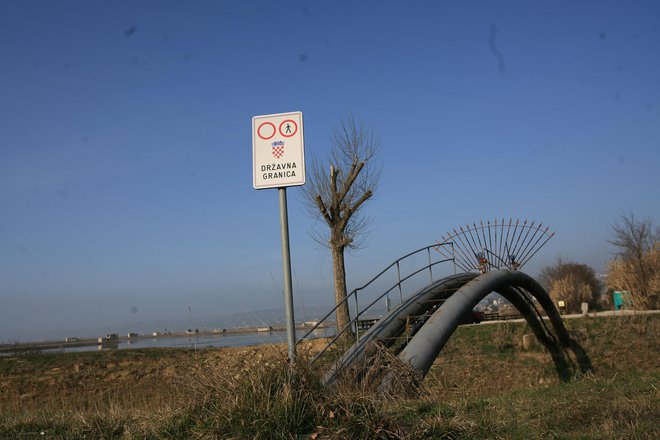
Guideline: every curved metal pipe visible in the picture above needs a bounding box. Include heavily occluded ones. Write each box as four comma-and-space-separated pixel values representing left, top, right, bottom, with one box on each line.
394, 270, 574, 378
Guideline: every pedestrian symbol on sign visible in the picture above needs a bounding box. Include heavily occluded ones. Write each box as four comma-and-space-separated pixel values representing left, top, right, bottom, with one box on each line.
279, 119, 298, 138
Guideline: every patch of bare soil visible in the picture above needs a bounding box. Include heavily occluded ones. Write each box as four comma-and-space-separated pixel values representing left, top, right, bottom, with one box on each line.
0, 343, 301, 414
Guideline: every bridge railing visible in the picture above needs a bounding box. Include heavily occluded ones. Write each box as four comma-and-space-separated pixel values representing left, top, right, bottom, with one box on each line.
297, 243, 457, 363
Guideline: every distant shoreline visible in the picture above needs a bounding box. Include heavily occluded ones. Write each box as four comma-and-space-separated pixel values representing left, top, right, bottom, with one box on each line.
0, 322, 333, 354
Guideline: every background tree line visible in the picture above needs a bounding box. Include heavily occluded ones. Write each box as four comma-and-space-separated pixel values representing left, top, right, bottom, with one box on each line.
539, 214, 659, 313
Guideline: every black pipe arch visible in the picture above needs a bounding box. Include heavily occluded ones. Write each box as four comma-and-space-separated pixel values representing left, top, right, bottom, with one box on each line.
393, 270, 591, 381
324, 270, 591, 389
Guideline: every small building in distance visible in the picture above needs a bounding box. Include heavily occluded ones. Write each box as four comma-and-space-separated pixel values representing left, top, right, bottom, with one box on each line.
97, 333, 119, 350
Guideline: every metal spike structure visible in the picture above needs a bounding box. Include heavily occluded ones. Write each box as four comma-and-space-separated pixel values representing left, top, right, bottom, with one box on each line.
435, 218, 555, 273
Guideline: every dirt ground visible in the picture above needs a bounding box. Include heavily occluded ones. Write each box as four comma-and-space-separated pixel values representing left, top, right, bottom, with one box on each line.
2, 314, 658, 416
0, 339, 332, 414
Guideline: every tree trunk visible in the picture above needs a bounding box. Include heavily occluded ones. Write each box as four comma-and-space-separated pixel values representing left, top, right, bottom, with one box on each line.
331, 243, 351, 334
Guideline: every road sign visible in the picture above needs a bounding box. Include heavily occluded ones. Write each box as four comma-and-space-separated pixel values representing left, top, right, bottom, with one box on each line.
252, 111, 305, 189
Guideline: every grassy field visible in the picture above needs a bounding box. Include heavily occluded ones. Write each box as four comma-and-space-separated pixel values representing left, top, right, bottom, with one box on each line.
1, 313, 658, 439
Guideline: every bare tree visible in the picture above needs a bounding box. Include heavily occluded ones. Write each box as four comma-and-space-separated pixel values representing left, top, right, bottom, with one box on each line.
539, 258, 602, 313
607, 214, 660, 309
301, 116, 380, 333
609, 214, 658, 261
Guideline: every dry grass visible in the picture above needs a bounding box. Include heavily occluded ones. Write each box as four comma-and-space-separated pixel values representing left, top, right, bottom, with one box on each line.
1, 314, 658, 439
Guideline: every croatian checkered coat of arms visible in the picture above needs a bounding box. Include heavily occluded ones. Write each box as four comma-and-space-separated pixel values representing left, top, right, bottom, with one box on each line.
272, 140, 285, 159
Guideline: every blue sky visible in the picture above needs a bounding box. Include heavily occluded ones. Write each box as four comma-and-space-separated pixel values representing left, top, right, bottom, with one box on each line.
1, 1, 659, 341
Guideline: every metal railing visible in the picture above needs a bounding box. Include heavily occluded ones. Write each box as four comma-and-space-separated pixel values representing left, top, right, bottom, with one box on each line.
297, 243, 457, 363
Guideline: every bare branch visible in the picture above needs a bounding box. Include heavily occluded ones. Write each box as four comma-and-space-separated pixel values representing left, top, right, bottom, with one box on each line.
330, 165, 338, 205
338, 162, 362, 205
315, 195, 332, 225
609, 214, 658, 259
340, 189, 373, 232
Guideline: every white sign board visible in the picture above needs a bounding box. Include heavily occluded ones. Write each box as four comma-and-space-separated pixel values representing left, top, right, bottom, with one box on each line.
252, 111, 305, 189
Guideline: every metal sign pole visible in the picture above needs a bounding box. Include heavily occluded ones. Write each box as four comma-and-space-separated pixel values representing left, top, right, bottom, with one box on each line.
278, 187, 297, 361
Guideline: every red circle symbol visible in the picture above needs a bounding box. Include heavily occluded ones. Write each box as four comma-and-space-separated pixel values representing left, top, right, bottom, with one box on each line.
257, 122, 276, 140
279, 119, 298, 138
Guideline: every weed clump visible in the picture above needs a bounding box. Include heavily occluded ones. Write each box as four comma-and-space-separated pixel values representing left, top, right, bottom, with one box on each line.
190, 358, 319, 438
185, 353, 405, 439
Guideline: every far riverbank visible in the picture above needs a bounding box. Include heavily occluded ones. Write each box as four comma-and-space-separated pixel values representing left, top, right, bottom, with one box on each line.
0, 322, 334, 355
